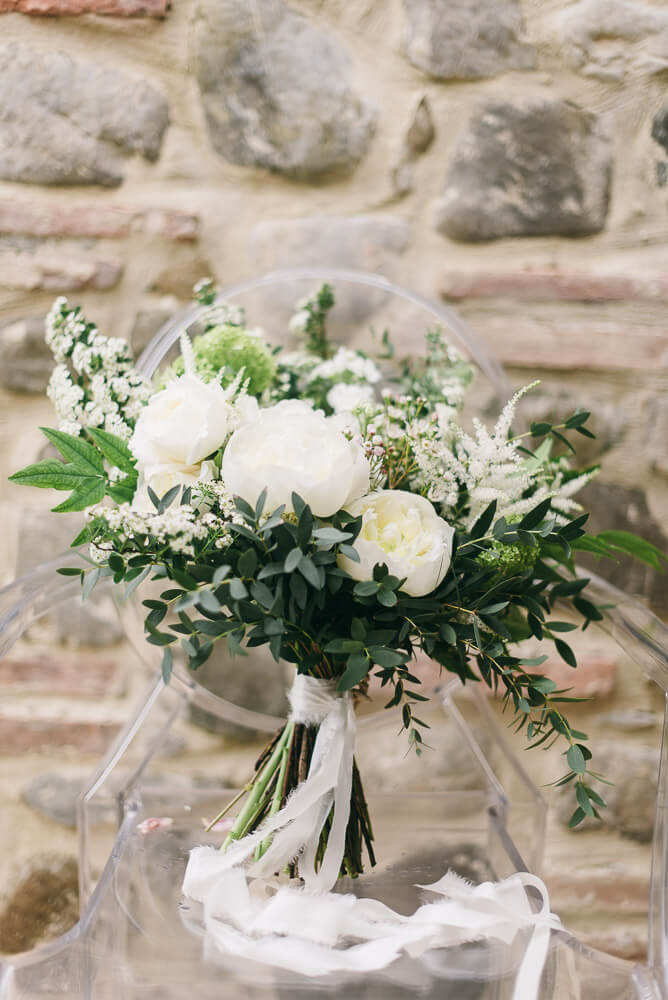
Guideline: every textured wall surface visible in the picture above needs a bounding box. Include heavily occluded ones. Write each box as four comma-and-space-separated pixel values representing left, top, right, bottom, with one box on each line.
0, 0, 667, 971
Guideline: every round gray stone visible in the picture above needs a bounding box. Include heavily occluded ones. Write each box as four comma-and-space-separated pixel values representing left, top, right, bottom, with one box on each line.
434, 99, 612, 242
0, 43, 169, 187
402, 0, 535, 80
195, 0, 376, 179
0, 316, 52, 393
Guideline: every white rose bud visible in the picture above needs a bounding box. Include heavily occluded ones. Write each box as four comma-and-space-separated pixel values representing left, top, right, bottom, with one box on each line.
338, 490, 454, 597
222, 399, 370, 517
130, 373, 256, 503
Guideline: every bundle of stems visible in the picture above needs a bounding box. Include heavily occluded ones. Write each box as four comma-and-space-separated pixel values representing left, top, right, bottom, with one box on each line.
212, 715, 375, 880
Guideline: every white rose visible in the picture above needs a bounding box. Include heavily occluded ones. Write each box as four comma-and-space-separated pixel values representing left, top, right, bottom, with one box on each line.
326, 382, 375, 414
222, 399, 370, 517
130, 374, 257, 504
131, 374, 238, 470
338, 490, 454, 597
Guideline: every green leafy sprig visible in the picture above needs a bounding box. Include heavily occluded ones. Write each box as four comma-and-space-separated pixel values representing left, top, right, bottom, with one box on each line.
9, 427, 137, 512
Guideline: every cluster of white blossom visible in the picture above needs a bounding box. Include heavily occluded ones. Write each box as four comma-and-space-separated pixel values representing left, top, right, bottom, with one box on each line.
306, 347, 382, 387
404, 383, 594, 529
45, 298, 152, 440
89, 499, 235, 558
191, 479, 246, 547
198, 301, 247, 331
350, 381, 594, 530
269, 346, 383, 412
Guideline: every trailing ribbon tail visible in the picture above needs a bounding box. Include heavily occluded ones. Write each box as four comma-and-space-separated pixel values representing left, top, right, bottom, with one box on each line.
182, 675, 561, 1000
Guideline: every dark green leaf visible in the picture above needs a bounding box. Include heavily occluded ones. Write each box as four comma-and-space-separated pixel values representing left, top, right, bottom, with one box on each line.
290, 572, 307, 609
353, 580, 379, 597
197, 590, 221, 614
52, 476, 106, 512
552, 429, 576, 454
555, 638, 577, 668
251, 580, 275, 610
213, 565, 231, 585
585, 786, 606, 808
234, 496, 256, 520
337, 651, 370, 691
564, 411, 591, 430
567, 744, 586, 774
297, 504, 313, 548
285, 548, 302, 573
440, 623, 457, 644
161, 647, 173, 684
597, 530, 667, 570
568, 806, 586, 828
530, 422, 552, 436
371, 647, 408, 668
572, 596, 604, 621
229, 577, 248, 600
519, 498, 552, 530
551, 577, 589, 598
86, 427, 136, 474
298, 555, 321, 588
351, 618, 366, 641
313, 527, 353, 545
470, 500, 497, 539
518, 655, 548, 667
238, 547, 258, 577
255, 487, 267, 521
56, 567, 82, 576
529, 676, 557, 694
40, 427, 104, 475
291, 492, 306, 519
377, 588, 398, 607
10, 460, 91, 491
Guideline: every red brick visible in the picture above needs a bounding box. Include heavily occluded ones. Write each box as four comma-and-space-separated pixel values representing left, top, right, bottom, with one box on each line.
440, 270, 668, 303
579, 929, 647, 963
0, 718, 119, 754
475, 318, 668, 373
0, 0, 167, 14
0, 651, 125, 698
0, 200, 198, 242
0, 251, 122, 291
547, 868, 649, 916
527, 650, 616, 698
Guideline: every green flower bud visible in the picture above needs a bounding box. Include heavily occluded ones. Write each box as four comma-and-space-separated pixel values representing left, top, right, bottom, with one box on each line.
477, 540, 538, 578
161, 324, 276, 396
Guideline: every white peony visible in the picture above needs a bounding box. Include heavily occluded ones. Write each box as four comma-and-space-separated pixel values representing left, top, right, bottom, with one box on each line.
130, 374, 257, 504
338, 490, 454, 597
222, 399, 370, 517
326, 382, 375, 414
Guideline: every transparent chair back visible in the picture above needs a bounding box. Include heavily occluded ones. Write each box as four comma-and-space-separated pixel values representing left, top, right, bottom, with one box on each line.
0, 269, 665, 999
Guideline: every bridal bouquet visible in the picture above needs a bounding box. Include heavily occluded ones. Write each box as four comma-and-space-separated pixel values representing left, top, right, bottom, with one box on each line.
9, 281, 664, 978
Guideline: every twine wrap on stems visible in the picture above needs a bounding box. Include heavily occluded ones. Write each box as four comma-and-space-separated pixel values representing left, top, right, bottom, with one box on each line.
182, 675, 561, 999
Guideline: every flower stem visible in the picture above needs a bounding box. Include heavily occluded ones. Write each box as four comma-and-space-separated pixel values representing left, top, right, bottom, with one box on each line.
254, 721, 294, 861
221, 723, 292, 851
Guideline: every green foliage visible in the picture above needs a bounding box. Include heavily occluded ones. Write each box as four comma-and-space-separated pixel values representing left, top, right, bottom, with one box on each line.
296, 284, 336, 359
73, 472, 664, 823
9, 427, 137, 512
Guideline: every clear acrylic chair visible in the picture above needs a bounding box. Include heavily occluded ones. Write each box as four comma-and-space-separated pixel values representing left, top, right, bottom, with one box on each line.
0, 270, 666, 999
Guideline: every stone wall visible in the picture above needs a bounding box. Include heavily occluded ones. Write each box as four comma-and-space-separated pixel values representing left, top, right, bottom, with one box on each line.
0, 0, 667, 973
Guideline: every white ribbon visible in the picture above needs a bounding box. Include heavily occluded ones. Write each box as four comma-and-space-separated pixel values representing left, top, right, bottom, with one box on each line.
182, 676, 561, 998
